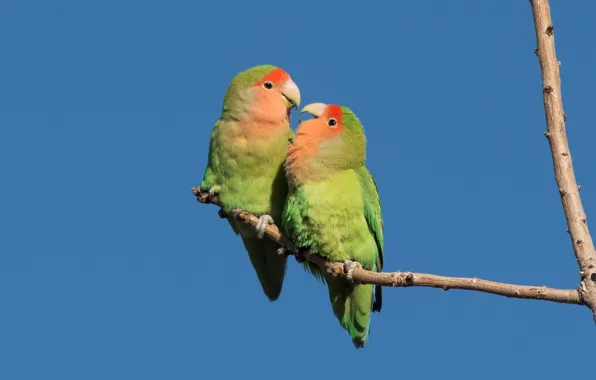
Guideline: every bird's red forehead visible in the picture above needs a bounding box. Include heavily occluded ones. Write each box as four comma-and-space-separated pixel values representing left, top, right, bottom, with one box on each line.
255, 68, 289, 86
297, 104, 344, 139
326, 105, 343, 124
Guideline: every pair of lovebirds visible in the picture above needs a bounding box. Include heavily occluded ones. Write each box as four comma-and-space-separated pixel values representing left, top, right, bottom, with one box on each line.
200, 65, 384, 348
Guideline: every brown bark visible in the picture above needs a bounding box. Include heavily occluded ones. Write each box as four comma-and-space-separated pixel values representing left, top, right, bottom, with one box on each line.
191, 187, 582, 306
530, 0, 596, 321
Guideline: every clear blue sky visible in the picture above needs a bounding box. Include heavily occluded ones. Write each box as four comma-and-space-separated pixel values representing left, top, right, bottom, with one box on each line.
2, 1, 595, 379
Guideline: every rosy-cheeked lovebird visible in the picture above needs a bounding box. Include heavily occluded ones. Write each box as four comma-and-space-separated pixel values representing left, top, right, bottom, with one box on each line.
200, 65, 301, 301
282, 103, 384, 348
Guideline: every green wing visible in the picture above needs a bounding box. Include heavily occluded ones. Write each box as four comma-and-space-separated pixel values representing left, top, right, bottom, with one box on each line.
355, 166, 384, 270
355, 166, 384, 312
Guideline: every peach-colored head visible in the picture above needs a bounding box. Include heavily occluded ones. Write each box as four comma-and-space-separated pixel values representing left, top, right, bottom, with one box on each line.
221, 65, 301, 128
285, 103, 366, 184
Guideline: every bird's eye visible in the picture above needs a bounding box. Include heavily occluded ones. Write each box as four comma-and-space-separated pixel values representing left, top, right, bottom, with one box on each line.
263, 81, 274, 90
328, 118, 338, 127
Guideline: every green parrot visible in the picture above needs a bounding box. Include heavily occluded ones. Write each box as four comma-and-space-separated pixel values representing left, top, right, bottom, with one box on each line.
282, 103, 384, 348
200, 65, 301, 301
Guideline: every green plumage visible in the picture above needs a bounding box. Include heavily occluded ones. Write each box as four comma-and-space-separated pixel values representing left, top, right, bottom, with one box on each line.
283, 106, 384, 348
201, 65, 294, 301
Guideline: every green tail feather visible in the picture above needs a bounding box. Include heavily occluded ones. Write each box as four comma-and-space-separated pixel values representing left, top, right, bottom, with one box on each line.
327, 277, 374, 348
240, 236, 287, 301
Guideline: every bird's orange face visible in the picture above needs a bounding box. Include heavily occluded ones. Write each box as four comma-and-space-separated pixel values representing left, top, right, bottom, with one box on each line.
285, 104, 346, 183
249, 68, 301, 125
294, 104, 344, 145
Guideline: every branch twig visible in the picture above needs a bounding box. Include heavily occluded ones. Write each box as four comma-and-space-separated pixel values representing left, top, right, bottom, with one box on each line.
530, 0, 596, 320
191, 187, 582, 306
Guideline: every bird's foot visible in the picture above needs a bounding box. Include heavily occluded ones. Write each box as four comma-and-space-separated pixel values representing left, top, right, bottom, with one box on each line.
198, 187, 217, 203
277, 246, 297, 259
344, 260, 363, 283
230, 209, 244, 218
255, 214, 274, 239
277, 247, 289, 258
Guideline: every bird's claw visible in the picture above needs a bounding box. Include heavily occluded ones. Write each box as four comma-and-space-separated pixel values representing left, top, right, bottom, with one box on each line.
344, 260, 363, 283
198, 187, 218, 203
277, 247, 288, 258
230, 209, 244, 218
255, 214, 274, 239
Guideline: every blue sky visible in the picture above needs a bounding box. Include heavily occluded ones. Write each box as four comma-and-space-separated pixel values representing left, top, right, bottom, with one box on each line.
1, 1, 595, 379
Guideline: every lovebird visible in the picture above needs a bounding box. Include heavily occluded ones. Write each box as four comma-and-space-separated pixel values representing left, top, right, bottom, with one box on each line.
282, 103, 384, 348
200, 65, 301, 301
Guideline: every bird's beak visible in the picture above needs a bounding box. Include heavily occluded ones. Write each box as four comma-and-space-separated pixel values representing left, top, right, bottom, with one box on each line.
300, 103, 327, 118
281, 79, 301, 109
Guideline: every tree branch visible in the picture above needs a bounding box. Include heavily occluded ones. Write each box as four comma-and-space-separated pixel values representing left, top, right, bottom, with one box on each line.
191, 187, 582, 306
530, 0, 596, 320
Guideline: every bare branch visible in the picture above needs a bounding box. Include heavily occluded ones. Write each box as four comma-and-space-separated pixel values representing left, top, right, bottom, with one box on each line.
530, 0, 596, 320
191, 187, 582, 306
